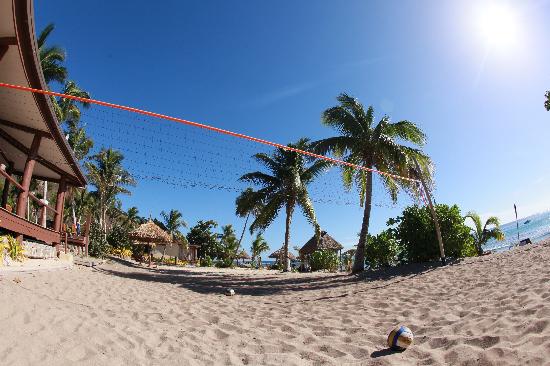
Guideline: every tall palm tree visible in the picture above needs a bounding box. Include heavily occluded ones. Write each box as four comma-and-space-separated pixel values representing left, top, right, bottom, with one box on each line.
464, 211, 505, 255
38, 23, 67, 84
313, 93, 432, 273
250, 233, 269, 268
160, 209, 187, 260
239, 138, 330, 272
86, 148, 136, 234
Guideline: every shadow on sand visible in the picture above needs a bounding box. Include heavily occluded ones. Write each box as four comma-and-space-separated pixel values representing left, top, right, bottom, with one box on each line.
370, 348, 403, 358
94, 257, 445, 298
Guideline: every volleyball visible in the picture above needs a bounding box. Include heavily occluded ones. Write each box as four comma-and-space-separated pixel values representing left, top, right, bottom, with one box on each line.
225, 288, 235, 296
387, 325, 414, 351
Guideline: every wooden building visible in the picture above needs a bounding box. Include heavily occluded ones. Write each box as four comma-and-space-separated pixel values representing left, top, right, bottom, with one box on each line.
0, 0, 88, 253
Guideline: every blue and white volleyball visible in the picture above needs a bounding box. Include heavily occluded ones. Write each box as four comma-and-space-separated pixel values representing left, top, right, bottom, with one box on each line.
387, 325, 414, 351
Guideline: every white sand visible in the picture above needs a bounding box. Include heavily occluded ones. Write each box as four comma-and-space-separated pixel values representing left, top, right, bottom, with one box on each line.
1, 242, 549, 365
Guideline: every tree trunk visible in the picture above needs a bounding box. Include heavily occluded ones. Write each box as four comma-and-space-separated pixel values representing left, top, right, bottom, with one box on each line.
238, 213, 250, 247
352, 170, 373, 274
283, 202, 294, 272
161, 245, 167, 261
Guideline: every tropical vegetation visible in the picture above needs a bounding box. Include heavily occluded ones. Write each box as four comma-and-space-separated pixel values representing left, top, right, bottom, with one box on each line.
309, 250, 339, 272
250, 233, 269, 268
312, 93, 433, 273
464, 211, 505, 255
5, 23, 504, 273
238, 138, 330, 271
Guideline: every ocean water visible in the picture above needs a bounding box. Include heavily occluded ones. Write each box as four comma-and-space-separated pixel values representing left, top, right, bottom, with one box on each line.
484, 211, 550, 252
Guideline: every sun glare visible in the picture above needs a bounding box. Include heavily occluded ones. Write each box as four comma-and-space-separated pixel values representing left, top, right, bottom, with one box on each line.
475, 3, 520, 49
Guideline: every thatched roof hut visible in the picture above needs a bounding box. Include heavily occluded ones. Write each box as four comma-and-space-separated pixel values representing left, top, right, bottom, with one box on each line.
299, 231, 343, 257
268, 248, 296, 260
129, 220, 172, 245
237, 250, 251, 260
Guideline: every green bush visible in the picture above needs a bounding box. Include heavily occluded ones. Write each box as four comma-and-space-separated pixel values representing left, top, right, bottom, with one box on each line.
366, 229, 401, 269
88, 223, 110, 258
107, 225, 132, 250
215, 258, 234, 268
309, 250, 339, 272
390, 204, 475, 262
199, 255, 213, 267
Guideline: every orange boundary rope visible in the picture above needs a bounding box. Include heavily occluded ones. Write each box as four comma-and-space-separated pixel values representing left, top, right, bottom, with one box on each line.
0, 82, 419, 183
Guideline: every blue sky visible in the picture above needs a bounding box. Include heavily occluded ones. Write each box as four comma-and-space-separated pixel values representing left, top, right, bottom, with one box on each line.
35, 0, 550, 253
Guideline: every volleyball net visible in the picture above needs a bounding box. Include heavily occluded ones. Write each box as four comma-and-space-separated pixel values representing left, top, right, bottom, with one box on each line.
0, 82, 425, 209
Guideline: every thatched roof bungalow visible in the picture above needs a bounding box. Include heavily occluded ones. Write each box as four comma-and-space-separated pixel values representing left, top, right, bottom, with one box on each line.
299, 231, 343, 257
129, 220, 172, 245
268, 248, 296, 260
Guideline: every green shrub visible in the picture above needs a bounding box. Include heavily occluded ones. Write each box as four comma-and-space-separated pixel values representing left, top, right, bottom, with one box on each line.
215, 258, 234, 268
309, 250, 339, 272
3, 235, 25, 262
366, 229, 401, 269
200, 255, 213, 267
88, 223, 110, 258
107, 225, 132, 250
390, 204, 475, 262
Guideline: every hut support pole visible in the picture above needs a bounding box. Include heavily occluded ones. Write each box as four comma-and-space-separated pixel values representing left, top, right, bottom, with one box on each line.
53, 178, 67, 232
1, 162, 13, 208
16, 134, 41, 217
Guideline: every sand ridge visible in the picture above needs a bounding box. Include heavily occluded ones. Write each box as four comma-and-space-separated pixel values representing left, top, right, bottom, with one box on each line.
1, 242, 549, 365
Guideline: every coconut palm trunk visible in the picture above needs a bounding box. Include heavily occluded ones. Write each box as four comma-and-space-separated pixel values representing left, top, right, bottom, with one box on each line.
353, 169, 373, 273
238, 213, 250, 247
283, 202, 294, 272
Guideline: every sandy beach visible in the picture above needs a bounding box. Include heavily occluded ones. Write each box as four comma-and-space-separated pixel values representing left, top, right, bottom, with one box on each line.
1, 242, 549, 366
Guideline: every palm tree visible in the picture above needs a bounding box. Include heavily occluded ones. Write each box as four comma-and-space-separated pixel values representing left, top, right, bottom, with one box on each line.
220, 225, 240, 263
313, 93, 432, 273
250, 233, 269, 268
86, 148, 136, 234
464, 211, 505, 255
38, 23, 67, 84
125, 206, 143, 229
66, 120, 94, 161
160, 209, 187, 260
54, 81, 91, 123
235, 187, 264, 247
239, 138, 330, 272
545, 91, 550, 111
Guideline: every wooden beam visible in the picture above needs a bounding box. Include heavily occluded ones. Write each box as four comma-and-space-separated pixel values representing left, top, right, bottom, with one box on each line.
0, 45, 8, 62
0, 166, 24, 191
0, 119, 52, 139
0, 127, 80, 185
0, 37, 17, 46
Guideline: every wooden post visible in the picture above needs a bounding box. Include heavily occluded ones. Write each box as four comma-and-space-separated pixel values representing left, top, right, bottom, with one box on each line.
53, 178, 67, 232
16, 135, 41, 217
83, 214, 91, 257
413, 157, 446, 264
1, 162, 13, 208
39, 201, 48, 227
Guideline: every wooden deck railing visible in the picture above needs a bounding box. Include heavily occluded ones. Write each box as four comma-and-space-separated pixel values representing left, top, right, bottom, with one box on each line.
0, 166, 58, 217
